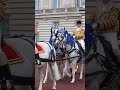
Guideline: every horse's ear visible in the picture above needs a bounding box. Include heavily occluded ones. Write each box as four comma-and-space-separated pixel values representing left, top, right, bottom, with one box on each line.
64, 27, 65, 30
64, 30, 68, 35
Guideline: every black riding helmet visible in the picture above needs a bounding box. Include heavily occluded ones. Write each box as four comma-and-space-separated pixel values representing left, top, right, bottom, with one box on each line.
76, 20, 82, 25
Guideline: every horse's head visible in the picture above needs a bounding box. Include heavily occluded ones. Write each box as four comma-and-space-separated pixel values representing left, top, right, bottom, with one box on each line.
55, 29, 67, 45
54, 28, 75, 52
50, 26, 59, 42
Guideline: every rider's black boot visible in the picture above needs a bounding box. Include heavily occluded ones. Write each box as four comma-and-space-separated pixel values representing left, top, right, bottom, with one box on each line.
35, 53, 41, 65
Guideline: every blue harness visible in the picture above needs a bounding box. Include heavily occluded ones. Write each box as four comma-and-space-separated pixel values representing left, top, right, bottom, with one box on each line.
64, 31, 75, 47
86, 23, 118, 70
85, 23, 94, 49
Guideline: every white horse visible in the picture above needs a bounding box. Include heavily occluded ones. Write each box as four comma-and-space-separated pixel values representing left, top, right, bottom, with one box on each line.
53, 29, 85, 83
35, 41, 61, 90
85, 23, 120, 90
1, 36, 35, 90
42, 27, 65, 84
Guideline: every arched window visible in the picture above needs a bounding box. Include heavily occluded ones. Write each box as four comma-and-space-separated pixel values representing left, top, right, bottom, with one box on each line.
0, 15, 9, 38
75, 0, 85, 7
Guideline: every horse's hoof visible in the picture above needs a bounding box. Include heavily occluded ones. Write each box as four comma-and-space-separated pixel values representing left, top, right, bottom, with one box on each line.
52, 88, 56, 90
43, 81, 47, 83
79, 78, 82, 80
79, 76, 83, 80
71, 81, 75, 84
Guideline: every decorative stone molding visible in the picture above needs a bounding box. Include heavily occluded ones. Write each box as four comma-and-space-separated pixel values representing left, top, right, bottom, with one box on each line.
35, 7, 85, 14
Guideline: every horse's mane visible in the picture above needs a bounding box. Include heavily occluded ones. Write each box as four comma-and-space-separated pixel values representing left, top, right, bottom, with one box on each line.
61, 29, 75, 46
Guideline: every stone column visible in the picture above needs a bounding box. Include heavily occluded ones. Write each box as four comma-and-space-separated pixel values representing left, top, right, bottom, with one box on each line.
71, 0, 76, 7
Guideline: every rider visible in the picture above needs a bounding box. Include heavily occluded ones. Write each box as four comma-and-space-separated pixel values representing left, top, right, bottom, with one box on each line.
88, 0, 120, 67
71, 21, 85, 71
71, 20, 85, 51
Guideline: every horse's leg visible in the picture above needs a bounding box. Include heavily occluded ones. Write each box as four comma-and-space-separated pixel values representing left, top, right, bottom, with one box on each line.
57, 61, 61, 75
49, 62, 58, 90
38, 66, 44, 90
62, 60, 65, 69
43, 63, 49, 83
52, 80, 56, 90
79, 58, 84, 79
63, 61, 71, 78
71, 61, 76, 83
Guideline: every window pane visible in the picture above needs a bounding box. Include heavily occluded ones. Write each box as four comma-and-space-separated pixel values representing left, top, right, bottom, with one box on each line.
77, 0, 80, 7
54, 22, 59, 27
58, 0, 60, 8
54, 0, 60, 8
35, 34, 39, 42
54, 0, 57, 8
0, 19, 9, 38
35, 0, 40, 10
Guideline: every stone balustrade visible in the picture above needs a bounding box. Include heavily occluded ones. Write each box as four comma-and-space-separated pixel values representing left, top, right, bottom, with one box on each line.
35, 7, 85, 14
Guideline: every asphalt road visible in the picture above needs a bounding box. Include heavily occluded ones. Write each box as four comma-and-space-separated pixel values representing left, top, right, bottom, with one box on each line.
35, 63, 85, 90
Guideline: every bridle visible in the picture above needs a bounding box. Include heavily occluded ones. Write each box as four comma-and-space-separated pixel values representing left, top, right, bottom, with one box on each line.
55, 31, 77, 54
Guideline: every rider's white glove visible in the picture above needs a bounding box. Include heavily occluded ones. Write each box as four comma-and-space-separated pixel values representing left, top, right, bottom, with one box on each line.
91, 23, 99, 29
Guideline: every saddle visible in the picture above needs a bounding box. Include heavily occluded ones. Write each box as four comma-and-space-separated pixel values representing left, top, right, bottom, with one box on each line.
1, 43, 23, 65
35, 43, 45, 54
